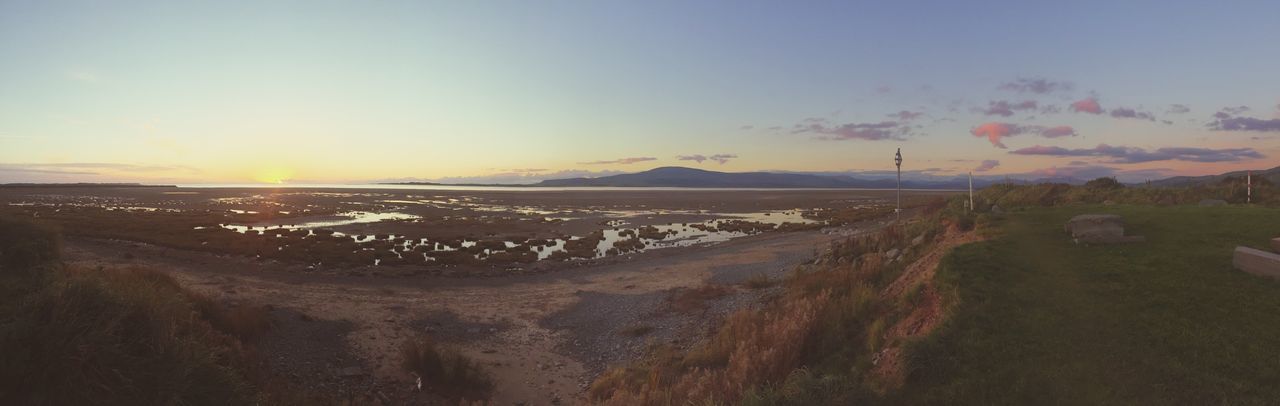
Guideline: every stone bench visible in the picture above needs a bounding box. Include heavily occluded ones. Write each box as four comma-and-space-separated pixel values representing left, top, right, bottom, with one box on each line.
1064, 214, 1145, 244
1234, 246, 1280, 279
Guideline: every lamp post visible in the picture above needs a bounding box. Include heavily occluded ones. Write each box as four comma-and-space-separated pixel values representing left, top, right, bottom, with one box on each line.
895, 148, 902, 224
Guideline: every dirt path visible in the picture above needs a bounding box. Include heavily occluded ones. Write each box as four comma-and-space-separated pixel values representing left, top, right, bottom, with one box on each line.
872, 227, 984, 389
64, 217, 896, 405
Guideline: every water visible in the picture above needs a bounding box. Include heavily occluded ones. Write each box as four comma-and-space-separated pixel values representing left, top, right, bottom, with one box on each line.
211, 208, 823, 265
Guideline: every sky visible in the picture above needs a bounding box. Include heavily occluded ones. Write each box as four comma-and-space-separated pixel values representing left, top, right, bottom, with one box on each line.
2, 0, 1278, 184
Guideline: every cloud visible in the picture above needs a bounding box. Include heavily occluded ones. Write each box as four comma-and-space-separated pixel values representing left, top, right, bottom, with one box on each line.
791, 118, 911, 141
1208, 116, 1280, 132
1069, 97, 1103, 114
979, 100, 1038, 117
1108, 106, 1156, 121
578, 157, 657, 165
998, 77, 1072, 94
888, 110, 924, 121
1167, 104, 1191, 114
1039, 125, 1077, 138
971, 122, 1022, 148
970, 122, 1075, 148
1206, 106, 1280, 132
1011, 144, 1264, 163
875, 85, 892, 94
739, 125, 755, 130
973, 160, 999, 172
415, 169, 628, 185
677, 154, 738, 164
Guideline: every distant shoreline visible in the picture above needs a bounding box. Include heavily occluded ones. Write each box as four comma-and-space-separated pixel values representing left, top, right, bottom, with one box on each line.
0, 183, 176, 188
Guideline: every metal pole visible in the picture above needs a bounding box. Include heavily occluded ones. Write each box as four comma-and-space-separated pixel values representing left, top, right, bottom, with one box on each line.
1248, 170, 1252, 204
895, 148, 902, 224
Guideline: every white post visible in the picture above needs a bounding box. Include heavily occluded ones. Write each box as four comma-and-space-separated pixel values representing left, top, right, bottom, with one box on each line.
968, 171, 974, 213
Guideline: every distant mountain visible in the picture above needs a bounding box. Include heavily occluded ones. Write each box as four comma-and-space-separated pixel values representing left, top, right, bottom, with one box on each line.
535, 167, 971, 189
1148, 166, 1280, 188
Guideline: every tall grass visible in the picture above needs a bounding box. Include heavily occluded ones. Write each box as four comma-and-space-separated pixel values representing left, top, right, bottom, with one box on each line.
0, 216, 318, 405
400, 335, 494, 401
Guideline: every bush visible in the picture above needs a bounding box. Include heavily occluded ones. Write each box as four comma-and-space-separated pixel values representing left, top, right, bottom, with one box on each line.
0, 217, 61, 273
400, 336, 494, 401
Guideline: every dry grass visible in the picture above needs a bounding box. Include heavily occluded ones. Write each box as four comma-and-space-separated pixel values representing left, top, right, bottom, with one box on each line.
589, 198, 963, 405
400, 335, 494, 401
0, 216, 325, 405
742, 273, 774, 289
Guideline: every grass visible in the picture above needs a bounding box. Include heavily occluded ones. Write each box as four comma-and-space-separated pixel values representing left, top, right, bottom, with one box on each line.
0, 216, 322, 405
900, 204, 1280, 404
400, 335, 494, 401
743, 273, 775, 289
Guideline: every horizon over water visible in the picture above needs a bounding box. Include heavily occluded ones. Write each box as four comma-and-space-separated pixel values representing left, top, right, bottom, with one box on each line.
174, 183, 961, 192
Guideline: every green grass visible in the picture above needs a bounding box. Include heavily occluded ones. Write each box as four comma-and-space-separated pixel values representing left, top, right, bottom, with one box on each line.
901, 205, 1280, 405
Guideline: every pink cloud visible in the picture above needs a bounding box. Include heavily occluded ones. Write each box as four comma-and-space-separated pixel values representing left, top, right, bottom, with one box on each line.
971, 122, 1017, 148
1070, 98, 1103, 114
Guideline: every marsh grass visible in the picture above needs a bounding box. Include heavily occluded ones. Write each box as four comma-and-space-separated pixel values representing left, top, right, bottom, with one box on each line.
400, 335, 494, 401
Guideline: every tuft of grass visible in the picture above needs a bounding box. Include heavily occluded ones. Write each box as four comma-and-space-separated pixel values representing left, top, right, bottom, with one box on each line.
743, 273, 775, 289
400, 335, 494, 401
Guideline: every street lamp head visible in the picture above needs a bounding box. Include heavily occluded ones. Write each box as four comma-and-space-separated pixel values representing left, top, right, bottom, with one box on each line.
894, 148, 902, 168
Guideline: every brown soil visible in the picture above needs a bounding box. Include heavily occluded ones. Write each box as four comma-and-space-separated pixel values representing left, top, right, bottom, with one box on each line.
871, 228, 983, 390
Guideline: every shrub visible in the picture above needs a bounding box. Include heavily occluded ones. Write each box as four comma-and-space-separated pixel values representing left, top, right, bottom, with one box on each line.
400, 335, 494, 401
0, 217, 61, 273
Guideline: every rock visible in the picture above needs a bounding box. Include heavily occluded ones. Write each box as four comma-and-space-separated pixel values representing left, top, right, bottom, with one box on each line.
1199, 199, 1228, 207
1102, 200, 1116, 206
991, 205, 1004, 214
1271, 237, 1280, 254
1234, 247, 1280, 279
911, 235, 925, 246
885, 248, 900, 260
1064, 214, 1145, 244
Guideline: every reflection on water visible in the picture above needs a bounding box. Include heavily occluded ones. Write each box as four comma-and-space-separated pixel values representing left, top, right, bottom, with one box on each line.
210, 207, 822, 265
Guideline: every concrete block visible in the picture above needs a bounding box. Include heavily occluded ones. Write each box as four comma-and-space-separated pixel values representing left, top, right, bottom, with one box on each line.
1271, 237, 1280, 254
1234, 246, 1280, 279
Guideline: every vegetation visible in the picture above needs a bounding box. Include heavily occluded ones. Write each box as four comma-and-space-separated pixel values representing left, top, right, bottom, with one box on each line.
590, 179, 1280, 404
901, 204, 1280, 404
0, 216, 319, 405
399, 335, 494, 401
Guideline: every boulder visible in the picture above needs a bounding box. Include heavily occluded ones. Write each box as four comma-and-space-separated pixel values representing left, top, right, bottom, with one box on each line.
885, 248, 901, 260
991, 205, 1004, 214
1272, 237, 1280, 254
1233, 247, 1280, 279
1199, 199, 1228, 207
1064, 214, 1145, 244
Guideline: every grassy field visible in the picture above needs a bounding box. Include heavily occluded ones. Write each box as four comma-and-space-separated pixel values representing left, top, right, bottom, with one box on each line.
902, 205, 1280, 404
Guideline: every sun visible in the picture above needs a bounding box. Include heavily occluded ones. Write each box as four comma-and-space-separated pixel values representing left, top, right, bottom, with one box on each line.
251, 167, 295, 184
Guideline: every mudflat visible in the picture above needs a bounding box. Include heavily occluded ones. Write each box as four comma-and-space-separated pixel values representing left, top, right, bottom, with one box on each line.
4, 185, 949, 404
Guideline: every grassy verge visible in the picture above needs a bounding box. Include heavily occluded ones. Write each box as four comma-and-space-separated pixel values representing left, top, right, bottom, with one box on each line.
900, 204, 1280, 404
0, 217, 319, 405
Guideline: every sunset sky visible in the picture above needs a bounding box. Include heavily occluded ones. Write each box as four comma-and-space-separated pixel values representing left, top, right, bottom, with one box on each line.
2, 1, 1278, 184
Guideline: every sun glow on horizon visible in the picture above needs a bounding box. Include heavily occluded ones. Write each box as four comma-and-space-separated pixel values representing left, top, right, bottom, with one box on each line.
251, 167, 295, 185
